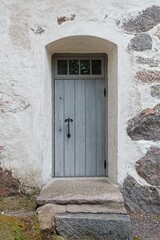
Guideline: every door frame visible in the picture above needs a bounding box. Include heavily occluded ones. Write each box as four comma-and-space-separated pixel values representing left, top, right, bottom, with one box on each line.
52, 53, 108, 177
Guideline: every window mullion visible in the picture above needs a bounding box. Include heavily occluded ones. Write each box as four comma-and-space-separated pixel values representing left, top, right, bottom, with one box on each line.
56, 56, 104, 79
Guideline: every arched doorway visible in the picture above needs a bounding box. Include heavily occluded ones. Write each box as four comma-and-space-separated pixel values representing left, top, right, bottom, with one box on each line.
45, 35, 118, 182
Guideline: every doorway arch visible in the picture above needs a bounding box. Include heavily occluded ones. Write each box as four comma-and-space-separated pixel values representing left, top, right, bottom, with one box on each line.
44, 35, 118, 183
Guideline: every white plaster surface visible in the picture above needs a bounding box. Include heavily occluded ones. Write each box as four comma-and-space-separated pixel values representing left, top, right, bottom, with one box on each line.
0, 0, 160, 187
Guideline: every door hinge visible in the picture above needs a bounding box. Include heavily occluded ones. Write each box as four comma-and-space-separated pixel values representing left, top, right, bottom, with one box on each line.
104, 88, 106, 97
104, 160, 106, 169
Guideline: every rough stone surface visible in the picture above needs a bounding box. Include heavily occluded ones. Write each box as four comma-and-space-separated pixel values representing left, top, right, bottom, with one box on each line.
129, 212, 160, 240
136, 147, 160, 188
36, 179, 124, 206
127, 105, 160, 141
57, 14, 76, 25
65, 204, 126, 214
155, 26, 160, 39
128, 34, 152, 51
123, 175, 160, 214
0, 145, 5, 159
37, 204, 65, 231
136, 70, 160, 83
30, 25, 45, 34
0, 114, 20, 140
0, 167, 20, 196
136, 56, 160, 67
150, 84, 160, 99
122, 6, 160, 33
0, 92, 30, 113
55, 213, 131, 240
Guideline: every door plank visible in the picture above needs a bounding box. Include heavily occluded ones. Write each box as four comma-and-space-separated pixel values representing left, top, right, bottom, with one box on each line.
55, 80, 64, 176
96, 79, 105, 176
75, 80, 86, 176
85, 80, 96, 176
64, 80, 75, 176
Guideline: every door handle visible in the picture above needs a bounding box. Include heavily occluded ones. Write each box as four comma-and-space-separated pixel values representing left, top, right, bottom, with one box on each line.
65, 117, 73, 139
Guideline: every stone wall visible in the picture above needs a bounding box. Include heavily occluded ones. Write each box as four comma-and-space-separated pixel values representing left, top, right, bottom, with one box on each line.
0, 166, 20, 196
123, 147, 160, 214
0, 1, 160, 190
123, 5, 160, 213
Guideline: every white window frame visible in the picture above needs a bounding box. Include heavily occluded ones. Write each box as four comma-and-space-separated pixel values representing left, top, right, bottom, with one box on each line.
54, 55, 105, 80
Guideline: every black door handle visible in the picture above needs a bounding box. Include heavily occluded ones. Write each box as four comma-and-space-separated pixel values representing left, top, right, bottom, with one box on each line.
65, 117, 73, 139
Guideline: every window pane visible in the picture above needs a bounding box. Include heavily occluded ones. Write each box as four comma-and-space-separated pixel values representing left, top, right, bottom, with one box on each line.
58, 60, 67, 75
80, 60, 90, 75
69, 60, 79, 75
92, 60, 101, 75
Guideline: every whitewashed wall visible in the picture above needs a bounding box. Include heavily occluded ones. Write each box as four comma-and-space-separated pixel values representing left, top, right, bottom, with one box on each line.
0, 0, 160, 188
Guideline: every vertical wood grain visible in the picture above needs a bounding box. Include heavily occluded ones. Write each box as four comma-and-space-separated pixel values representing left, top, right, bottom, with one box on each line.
55, 78, 105, 177
64, 80, 75, 176
75, 80, 86, 176
85, 80, 96, 176
55, 80, 64, 176
96, 79, 105, 176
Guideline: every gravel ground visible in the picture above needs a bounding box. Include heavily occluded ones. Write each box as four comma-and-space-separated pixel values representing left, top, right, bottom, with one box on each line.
129, 212, 160, 240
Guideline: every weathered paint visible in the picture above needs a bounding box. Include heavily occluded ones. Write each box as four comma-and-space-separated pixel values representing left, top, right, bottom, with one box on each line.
0, 0, 160, 188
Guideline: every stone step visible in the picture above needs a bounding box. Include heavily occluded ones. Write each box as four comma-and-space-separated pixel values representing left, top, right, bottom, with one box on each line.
55, 213, 131, 240
36, 178, 124, 207
65, 203, 126, 214
36, 179, 131, 239
37, 204, 131, 240
37, 203, 127, 230
36, 195, 124, 207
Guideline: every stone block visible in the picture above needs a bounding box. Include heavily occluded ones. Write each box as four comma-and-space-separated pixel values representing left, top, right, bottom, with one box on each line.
66, 203, 126, 214
155, 26, 160, 39
0, 167, 20, 197
127, 105, 160, 141
128, 34, 152, 51
55, 213, 131, 240
136, 56, 159, 67
37, 204, 66, 231
36, 178, 124, 206
150, 84, 160, 99
0, 92, 30, 113
123, 175, 160, 215
57, 14, 76, 25
136, 147, 160, 188
136, 70, 160, 83
122, 6, 160, 33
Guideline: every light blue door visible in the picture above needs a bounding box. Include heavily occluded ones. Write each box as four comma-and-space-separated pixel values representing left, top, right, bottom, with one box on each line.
54, 79, 106, 177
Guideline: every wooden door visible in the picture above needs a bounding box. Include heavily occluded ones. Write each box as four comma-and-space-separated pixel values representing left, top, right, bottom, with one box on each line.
54, 79, 106, 177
